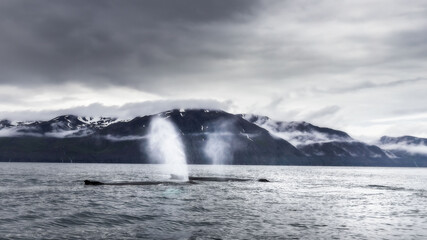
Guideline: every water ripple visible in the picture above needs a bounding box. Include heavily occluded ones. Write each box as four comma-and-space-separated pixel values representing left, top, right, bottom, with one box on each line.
0, 163, 426, 239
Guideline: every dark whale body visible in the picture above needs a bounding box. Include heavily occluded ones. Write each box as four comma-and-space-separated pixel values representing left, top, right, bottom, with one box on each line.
189, 176, 249, 182
84, 177, 269, 186
84, 179, 195, 186
188, 176, 270, 182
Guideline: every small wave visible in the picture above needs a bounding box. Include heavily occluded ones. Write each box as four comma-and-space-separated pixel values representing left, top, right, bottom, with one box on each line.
289, 223, 309, 229
413, 192, 427, 198
289, 223, 328, 229
366, 185, 407, 191
53, 211, 152, 227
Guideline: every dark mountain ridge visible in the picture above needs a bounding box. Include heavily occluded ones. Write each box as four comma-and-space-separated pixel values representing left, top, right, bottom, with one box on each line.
0, 109, 426, 166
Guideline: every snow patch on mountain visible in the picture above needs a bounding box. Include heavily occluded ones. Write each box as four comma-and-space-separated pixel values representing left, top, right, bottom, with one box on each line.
77, 116, 119, 128
0, 115, 120, 138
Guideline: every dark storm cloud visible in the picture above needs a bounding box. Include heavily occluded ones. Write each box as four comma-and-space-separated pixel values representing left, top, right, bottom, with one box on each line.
0, 0, 259, 91
1, 0, 427, 94
1, 0, 427, 140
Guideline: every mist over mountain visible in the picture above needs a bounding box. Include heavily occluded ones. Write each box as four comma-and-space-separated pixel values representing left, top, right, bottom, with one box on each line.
0, 109, 426, 167
240, 114, 406, 166
240, 114, 353, 146
380, 136, 427, 146
378, 136, 427, 160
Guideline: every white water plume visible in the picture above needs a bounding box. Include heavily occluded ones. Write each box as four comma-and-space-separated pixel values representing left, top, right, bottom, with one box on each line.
204, 132, 234, 165
203, 120, 237, 169
147, 116, 188, 181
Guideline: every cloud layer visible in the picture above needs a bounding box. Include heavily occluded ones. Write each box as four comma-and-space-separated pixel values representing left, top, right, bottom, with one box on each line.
1, 99, 231, 121
0, 0, 427, 140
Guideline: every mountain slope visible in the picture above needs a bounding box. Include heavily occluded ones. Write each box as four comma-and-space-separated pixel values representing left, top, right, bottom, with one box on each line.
0, 115, 118, 137
240, 114, 352, 146
0, 109, 425, 166
0, 110, 307, 165
379, 136, 427, 157
99, 109, 306, 165
241, 114, 394, 162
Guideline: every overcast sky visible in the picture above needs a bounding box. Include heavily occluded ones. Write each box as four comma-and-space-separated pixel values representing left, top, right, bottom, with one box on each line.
0, 0, 426, 141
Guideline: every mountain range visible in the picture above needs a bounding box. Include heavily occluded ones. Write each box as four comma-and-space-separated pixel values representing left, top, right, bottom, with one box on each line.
0, 109, 426, 167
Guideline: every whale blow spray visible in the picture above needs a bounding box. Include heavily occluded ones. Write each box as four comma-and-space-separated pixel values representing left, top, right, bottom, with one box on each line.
203, 120, 238, 175
147, 116, 188, 181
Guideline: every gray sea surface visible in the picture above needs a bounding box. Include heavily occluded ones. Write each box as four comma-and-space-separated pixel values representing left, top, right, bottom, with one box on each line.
0, 163, 426, 239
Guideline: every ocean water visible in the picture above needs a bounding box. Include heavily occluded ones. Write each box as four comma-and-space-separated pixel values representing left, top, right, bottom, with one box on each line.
0, 163, 426, 239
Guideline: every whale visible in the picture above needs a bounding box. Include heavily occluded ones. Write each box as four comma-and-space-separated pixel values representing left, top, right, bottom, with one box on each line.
84, 177, 269, 186
190, 176, 269, 182
84, 179, 195, 186
189, 176, 249, 182
171, 174, 270, 182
